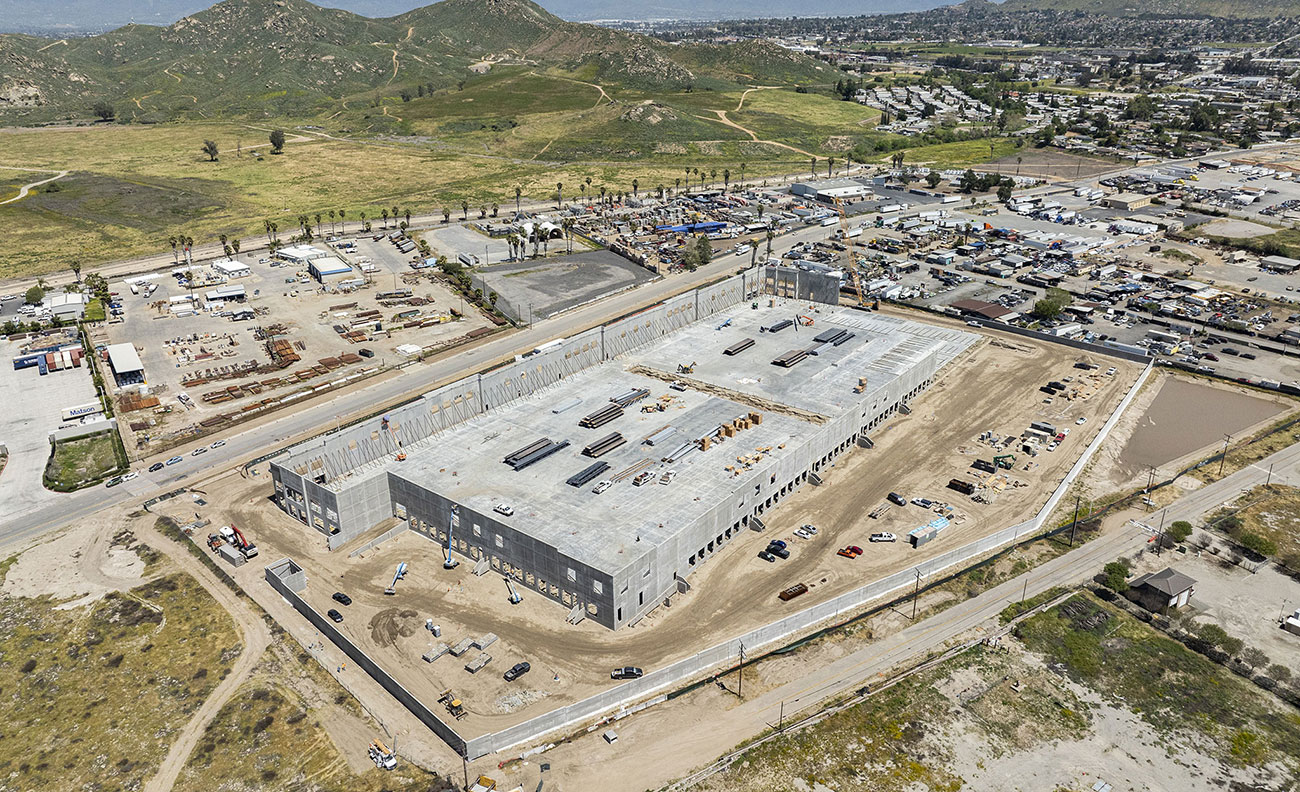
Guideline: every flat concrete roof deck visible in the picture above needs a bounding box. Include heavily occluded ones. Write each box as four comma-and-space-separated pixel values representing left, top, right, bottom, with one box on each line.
627, 304, 973, 419
389, 363, 809, 575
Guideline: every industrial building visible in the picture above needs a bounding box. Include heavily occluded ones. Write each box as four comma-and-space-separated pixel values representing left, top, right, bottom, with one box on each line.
105, 342, 145, 386
308, 256, 354, 283
791, 178, 874, 204
269, 268, 975, 629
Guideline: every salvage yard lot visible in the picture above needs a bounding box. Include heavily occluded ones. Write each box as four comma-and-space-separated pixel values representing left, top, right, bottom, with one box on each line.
164, 318, 1141, 738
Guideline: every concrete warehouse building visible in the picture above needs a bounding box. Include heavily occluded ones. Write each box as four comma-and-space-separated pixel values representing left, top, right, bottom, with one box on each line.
269, 267, 975, 629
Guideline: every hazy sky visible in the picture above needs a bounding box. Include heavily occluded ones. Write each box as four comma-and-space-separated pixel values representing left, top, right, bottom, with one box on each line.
0, 0, 950, 32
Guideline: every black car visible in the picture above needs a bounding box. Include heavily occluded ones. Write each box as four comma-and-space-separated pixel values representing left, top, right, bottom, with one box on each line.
327, 609, 344, 623
148, 462, 165, 472
504, 661, 531, 682
332, 592, 352, 606
767, 544, 790, 560
887, 492, 907, 506
757, 550, 777, 562
1241, 352, 1257, 360
611, 666, 644, 680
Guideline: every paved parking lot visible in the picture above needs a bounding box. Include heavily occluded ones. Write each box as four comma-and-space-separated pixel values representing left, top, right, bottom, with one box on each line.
424, 224, 511, 266
472, 250, 659, 322
0, 338, 100, 521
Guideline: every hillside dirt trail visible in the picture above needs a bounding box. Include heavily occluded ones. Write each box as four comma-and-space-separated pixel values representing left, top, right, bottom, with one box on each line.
735, 85, 780, 111
138, 522, 272, 792
530, 70, 610, 108
698, 109, 817, 158
0, 165, 69, 206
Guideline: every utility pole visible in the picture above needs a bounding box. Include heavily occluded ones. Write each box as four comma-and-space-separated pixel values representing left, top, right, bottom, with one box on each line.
778, 700, 784, 730
1021, 576, 1029, 603
1145, 466, 1156, 509
1266, 462, 1274, 487
1069, 494, 1082, 546
911, 568, 922, 619
1156, 509, 1168, 556
737, 642, 745, 699
462, 756, 470, 791
1218, 433, 1231, 478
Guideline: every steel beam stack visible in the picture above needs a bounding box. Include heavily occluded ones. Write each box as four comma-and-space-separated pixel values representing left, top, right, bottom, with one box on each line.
582, 432, 627, 458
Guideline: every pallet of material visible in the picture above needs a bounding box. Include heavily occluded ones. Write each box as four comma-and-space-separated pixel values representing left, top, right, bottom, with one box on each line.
771, 349, 809, 368
464, 652, 492, 674
579, 403, 623, 429
467, 327, 493, 339
471, 633, 498, 651
319, 357, 342, 369
643, 425, 676, 446
422, 644, 450, 663
762, 319, 793, 334
582, 432, 626, 458
449, 637, 475, 657
328, 302, 358, 311
567, 461, 610, 487
723, 338, 756, 356
339, 353, 362, 364
199, 416, 228, 427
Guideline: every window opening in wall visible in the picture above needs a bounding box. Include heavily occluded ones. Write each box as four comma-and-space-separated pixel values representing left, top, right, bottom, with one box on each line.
567, 567, 577, 582
593, 580, 603, 595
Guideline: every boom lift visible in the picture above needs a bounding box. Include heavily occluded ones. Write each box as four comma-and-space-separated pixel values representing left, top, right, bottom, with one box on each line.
443, 513, 460, 570
381, 415, 406, 462
504, 576, 522, 605
384, 561, 408, 595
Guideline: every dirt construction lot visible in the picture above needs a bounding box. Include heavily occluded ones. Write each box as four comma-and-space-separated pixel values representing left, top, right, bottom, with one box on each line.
160, 324, 1141, 741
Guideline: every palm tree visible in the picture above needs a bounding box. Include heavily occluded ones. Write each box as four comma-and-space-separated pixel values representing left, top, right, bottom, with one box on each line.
585, 176, 592, 197
810, 157, 817, 178
391, 206, 399, 227
443, 207, 450, 223
314, 213, 322, 237
514, 185, 522, 216
405, 209, 411, 226
329, 209, 336, 234
270, 222, 278, 242
262, 220, 272, 244
168, 236, 179, 264
359, 210, 366, 231
1016, 155, 1023, 177
231, 239, 240, 255
580, 182, 587, 203
723, 168, 730, 191
460, 200, 469, 220
765, 229, 775, 256
710, 169, 717, 188
70, 260, 82, 282
683, 167, 691, 192
479, 204, 487, 219
556, 182, 563, 208
674, 177, 681, 192
599, 186, 607, 205
657, 184, 664, 200
491, 202, 499, 217
739, 161, 747, 188
382, 207, 390, 228
827, 157, 834, 177
632, 178, 639, 197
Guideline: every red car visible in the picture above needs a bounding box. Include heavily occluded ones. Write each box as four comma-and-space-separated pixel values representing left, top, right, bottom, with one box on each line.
837, 545, 864, 559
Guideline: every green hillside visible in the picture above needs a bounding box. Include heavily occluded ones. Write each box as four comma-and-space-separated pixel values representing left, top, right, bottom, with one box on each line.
995, 0, 1300, 17
0, 0, 826, 123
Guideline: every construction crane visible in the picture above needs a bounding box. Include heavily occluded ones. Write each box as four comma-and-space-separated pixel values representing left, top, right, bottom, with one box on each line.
832, 198, 869, 309
384, 561, 408, 595
381, 415, 406, 462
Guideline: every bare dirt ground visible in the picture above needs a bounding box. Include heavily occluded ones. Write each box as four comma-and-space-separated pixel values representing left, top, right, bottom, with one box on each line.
171, 326, 1141, 740
1200, 217, 1278, 239
2, 502, 148, 603
987, 149, 1120, 181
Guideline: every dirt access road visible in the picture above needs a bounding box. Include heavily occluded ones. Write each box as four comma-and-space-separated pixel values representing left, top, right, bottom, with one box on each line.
0, 165, 69, 205
138, 521, 272, 792
697, 109, 817, 159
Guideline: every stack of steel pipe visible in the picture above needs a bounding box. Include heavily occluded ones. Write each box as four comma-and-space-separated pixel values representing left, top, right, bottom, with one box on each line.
771, 348, 810, 368
762, 319, 794, 334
